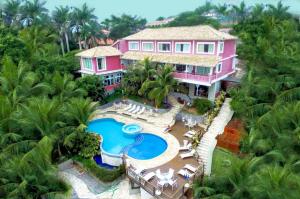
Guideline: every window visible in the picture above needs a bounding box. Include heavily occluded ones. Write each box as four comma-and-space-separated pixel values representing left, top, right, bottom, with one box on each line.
82, 58, 93, 70
142, 42, 154, 51
216, 63, 222, 73
104, 75, 114, 86
96, 57, 106, 70
128, 41, 139, 51
218, 42, 224, 53
175, 43, 191, 53
114, 73, 122, 84
197, 42, 215, 54
195, 66, 210, 75
158, 42, 171, 52
175, 64, 186, 72
232, 57, 236, 69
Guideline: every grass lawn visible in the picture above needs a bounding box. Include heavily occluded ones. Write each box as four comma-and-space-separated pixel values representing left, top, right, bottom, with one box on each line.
211, 147, 242, 176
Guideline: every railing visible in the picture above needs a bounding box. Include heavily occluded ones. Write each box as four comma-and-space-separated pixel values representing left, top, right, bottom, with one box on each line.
126, 166, 191, 199
173, 69, 235, 84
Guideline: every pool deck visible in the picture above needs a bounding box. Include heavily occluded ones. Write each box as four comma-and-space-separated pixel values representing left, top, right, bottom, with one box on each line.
126, 121, 204, 199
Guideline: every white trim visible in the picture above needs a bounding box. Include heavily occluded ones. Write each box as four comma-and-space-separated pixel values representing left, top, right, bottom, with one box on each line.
96, 57, 107, 71
174, 42, 191, 53
128, 41, 139, 51
141, 41, 154, 52
211, 70, 235, 84
218, 41, 224, 54
216, 63, 222, 73
81, 57, 94, 71
157, 42, 171, 53
96, 69, 124, 75
196, 42, 215, 55
174, 78, 212, 86
220, 54, 237, 61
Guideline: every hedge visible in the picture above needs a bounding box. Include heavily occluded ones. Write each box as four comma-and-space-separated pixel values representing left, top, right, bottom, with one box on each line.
73, 156, 125, 182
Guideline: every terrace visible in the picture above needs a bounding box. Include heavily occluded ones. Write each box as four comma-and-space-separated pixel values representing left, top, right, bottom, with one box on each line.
125, 121, 204, 199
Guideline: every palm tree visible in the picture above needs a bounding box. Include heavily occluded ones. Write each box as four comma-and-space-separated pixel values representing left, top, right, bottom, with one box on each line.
251, 4, 265, 19
138, 65, 177, 107
0, 57, 51, 108
70, 3, 97, 49
0, 136, 71, 198
3, 0, 22, 26
249, 165, 300, 199
267, 1, 290, 19
137, 57, 156, 80
19, 25, 58, 58
50, 72, 86, 102
231, 1, 249, 23
63, 98, 97, 131
214, 3, 229, 17
52, 6, 71, 55
21, 0, 48, 27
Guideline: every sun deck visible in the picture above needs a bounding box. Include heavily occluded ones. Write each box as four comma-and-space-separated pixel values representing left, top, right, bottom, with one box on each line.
126, 121, 204, 199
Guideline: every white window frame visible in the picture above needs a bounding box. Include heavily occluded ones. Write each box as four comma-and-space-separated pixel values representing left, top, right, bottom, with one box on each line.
157, 42, 171, 53
128, 41, 139, 51
142, 42, 154, 52
218, 41, 224, 54
114, 73, 122, 84
196, 42, 215, 55
96, 57, 106, 71
175, 42, 191, 53
81, 57, 93, 71
216, 63, 222, 73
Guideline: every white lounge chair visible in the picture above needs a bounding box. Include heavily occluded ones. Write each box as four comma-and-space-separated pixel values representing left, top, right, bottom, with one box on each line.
132, 106, 141, 114
179, 140, 190, 150
157, 179, 168, 191
137, 106, 145, 115
178, 169, 194, 178
184, 133, 194, 138
124, 103, 132, 111
127, 104, 136, 113
184, 164, 197, 173
142, 172, 155, 181
134, 166, 145, 175
180, 149, 196, 159
179, 141, 192, 151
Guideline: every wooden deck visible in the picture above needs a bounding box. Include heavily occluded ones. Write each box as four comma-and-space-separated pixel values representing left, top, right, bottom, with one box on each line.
126, 121, 204, 199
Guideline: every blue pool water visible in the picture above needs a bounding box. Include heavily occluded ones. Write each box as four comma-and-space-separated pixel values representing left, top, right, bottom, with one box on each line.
87, 118, 168, 160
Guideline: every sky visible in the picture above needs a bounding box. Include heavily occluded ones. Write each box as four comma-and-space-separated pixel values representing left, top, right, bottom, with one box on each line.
42, 0, 300, 21
0, 0, 299, 21
43, 0, 300, 22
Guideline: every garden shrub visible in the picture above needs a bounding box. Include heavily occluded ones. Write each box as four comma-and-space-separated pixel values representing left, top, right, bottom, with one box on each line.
78, 133, 101, 159
73, 156, 125, 182
193, 98, 213, 114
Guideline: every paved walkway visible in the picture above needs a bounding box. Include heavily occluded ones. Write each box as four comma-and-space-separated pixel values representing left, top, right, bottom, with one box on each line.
196, 98, 234, 175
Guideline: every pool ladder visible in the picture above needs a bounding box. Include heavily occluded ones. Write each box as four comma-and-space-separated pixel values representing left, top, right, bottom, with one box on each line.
121, 134, 144, 154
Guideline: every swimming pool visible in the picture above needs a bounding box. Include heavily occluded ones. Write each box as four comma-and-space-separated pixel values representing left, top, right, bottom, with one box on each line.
87, 118, 168, 160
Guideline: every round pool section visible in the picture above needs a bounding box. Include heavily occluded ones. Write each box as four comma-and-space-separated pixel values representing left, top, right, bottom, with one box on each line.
127, 133, 168, 160
87, 118, 168, 162
122, 124, 142, 137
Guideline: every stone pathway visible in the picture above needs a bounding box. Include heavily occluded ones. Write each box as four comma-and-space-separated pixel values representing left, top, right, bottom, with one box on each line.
196, 98, 234, 175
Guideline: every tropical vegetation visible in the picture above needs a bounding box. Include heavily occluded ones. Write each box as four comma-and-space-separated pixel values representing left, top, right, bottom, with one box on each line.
194, 1, 300, 198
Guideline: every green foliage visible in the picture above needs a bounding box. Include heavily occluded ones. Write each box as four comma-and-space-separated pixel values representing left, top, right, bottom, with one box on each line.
73, 156, 125, 182
192, 98, 213, 115
196, 2, 300, 199
138, 64, 177, 107
77, 75, 106, 102
78, 133, 101, 159
0, 25, 29, 63
102, 14, 146, 40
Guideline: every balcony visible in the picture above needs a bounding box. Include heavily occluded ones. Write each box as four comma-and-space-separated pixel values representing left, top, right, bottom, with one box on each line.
173, 68, 235, 85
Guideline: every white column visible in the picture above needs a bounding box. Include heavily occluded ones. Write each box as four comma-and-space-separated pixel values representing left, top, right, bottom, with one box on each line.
208, 82, 217, 101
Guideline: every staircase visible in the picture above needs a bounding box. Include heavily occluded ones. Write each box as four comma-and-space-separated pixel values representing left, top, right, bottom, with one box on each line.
196, 98, 234, 175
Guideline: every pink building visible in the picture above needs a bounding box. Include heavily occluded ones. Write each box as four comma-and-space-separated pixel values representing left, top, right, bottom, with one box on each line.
77, 25, 237, 100
75, 46, 125, 92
